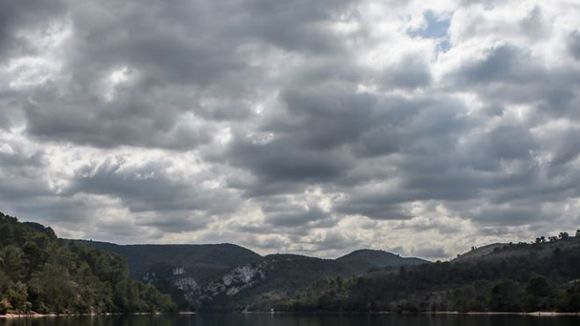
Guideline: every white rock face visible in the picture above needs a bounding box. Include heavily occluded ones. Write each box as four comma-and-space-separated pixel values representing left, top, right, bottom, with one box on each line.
222, 265, 261, 285
174, 277, 198, 291
200, 263, 266, 300
142, 271, 157, 283
173, 267, 185, 276
142, 262, 270, 306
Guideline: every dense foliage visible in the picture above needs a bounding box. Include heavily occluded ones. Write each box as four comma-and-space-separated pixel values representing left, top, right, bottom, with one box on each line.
0, 212, 176, 315
79, 242, 425, 312
277, 238, 580, 313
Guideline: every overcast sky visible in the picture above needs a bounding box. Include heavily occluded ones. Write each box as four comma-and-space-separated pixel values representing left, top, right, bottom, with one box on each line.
1, 0, 580, 260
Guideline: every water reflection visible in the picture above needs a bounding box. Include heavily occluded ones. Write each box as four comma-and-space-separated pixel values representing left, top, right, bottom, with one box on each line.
1, 314, 579, 326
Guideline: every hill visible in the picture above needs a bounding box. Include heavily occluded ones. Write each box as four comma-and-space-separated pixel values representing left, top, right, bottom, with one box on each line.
0, 212, 175, 315
195, 254, 352, 311
72, 240, 263, 308
79, 242, 428, 311
455, 235, 580, 263
453, 243, 506, 262
337, 249, 427, 271
278, 233, 580, 313
75, 240, 262, 278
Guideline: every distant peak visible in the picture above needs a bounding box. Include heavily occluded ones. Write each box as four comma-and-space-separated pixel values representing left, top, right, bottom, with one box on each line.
338, 249, 400, 259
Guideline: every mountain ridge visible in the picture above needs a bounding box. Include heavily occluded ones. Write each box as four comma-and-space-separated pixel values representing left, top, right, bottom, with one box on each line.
75, 239, 429, 310
278, 233, 580, 313
337, 249, 427, 269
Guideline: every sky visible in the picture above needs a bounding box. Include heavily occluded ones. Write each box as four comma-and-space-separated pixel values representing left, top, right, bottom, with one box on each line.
1, 0, 580, 260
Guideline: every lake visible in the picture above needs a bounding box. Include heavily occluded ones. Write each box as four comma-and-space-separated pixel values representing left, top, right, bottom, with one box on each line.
1, 314, 579, 326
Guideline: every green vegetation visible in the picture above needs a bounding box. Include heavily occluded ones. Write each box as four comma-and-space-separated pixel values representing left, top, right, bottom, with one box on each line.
77, 240, 263, 310
276, 235, 580, 313
77, 241, 262, 279
0, 212, 176, 315
4, 209, 578, 314
78, 242, 426, 311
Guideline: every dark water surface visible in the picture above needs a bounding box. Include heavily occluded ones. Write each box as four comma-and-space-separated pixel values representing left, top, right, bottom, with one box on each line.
1, 314, 579, 326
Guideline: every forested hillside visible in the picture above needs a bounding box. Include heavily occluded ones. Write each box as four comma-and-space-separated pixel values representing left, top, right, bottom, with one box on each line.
277, 234, 580, 313
76, 241, 262, 279
79, 241, 427, 311
337, 249, 427, 270
0, 212, 176, 315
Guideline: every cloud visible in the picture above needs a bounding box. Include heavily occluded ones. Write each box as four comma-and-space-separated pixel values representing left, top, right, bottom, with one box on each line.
1, 0, 580, 259
380, 55, 433, 89
263, 204, 331, 228
412, 246, 449, 260
66, 157, 241, 216
568, 31, 580, 61
0, 0, 65, 59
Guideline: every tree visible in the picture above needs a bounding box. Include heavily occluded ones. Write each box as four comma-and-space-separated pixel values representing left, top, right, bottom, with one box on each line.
0, 246, 23, 281
557, 283, 580, 312
0, 212, 176, 315
489, 280, 522, 312
29, 263, 78, 314
450, 286, 479, 312
5, 282, 29, 312
522, 276, 552, 312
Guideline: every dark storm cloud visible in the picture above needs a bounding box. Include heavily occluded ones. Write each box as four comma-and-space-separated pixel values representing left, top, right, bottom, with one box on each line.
0, 90, 25, 130
17, 0, 253, 149
0, 143, 49, 201
351, 95, 472, 158
0, 169, 49, 201
0, 143, 101, 230
0, 147, 43, 168
66, 159, 240, 215
234, 0, 354, 54
335, 200, 411, 220
541, 126, 580, 166
227, 136, 352, 187
472, 124, 537, 161
0, 0, 65, 60
225, 83, 473, 198
271, 83, 377, 150
467, 204, 552, 226
15, 0, 357, 150
263, 204, 330, 228
568, 31, 580, 61
450, 45, 536, 85
7, 198, 93, 226
447, 43, 580, 117
133, 212, 213, 234
24, 86, 214, 150
380, 55, 433, 90
223, 83, 372, 190
222, 58, 568, 228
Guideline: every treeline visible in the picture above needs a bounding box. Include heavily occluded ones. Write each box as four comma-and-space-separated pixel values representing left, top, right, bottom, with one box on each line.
277, 242, 580, 313
0, 212, 176, 315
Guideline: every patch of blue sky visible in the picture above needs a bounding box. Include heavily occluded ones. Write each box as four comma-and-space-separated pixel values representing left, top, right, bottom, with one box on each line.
408, 10, 452, 53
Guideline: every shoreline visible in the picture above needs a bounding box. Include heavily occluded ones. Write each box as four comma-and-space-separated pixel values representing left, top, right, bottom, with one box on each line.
0, 312, 195, 319
425, 311, 580, 317
2, 311, 580, 318
257, 311, 580, 317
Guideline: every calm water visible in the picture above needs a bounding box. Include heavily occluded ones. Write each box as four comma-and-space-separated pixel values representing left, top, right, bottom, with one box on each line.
1, 314, 579, 326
